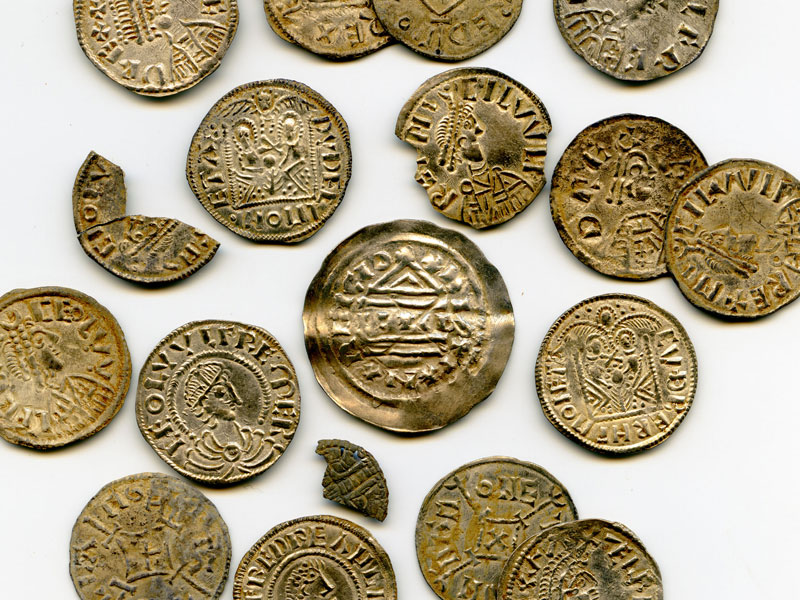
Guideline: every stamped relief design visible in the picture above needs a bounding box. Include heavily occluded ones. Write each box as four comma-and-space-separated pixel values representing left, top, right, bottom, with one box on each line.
136, 320, 300, 486
0, 287, 130, 450
187, 80, 351, 243
74, 0, 238, 96
397, 68, 551, 229
666, 159, 800, 319
73, 152, 220, 285
551, 115, 706, 279
416, 457, 578, 600
70, 473, 231, 600
233, 515, 397, 600
304, 220, 514, 433
554, 0, 719, 81
536, 294, 697, 455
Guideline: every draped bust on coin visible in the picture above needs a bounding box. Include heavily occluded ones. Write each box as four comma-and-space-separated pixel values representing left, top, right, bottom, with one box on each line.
397, 68, 551, 229
74, 0, 239, 96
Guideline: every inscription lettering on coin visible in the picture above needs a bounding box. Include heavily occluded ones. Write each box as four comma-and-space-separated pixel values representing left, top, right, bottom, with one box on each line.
136, 320, 300, 486
554, 0, 719, 81
187, 80, 351, 243
232, 515, 397, 600
551, 115, 706, 279
0, 287, 130, 449
372, 0, 522, 61
666, 159, 800, 318
498, 519, 662, 600
74, 0, 239, 96
397, 68, 551, 229
74, 152, 220, 284
70, 473, 231, 600
304, 220, 514, 432
536, 294, 697, 455
416, 457, 578, 600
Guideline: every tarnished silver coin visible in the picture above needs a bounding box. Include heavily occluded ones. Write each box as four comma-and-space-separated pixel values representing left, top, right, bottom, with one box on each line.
372, 0, 522, 61
233, 515, 397, 600
303, 219, 514, 433
536, 294, 697, 455
70, 473, 231, 600
397, 68, 551, 229
416, 457, 578, 600
74, 0, 239, 96
498, 519, 663, 600
666, 159, 800, 319
554, 0, 719, 82
551, 114, 707, 279
136, 320, 300, 486
187, 80, 351, 243
0, 287, 130, 450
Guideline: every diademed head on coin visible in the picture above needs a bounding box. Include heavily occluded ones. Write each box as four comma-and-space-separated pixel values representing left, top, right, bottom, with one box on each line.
397, 68, 551, 230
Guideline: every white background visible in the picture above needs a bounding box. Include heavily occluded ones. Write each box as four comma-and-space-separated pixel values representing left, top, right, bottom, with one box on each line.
2, 2, 799, 598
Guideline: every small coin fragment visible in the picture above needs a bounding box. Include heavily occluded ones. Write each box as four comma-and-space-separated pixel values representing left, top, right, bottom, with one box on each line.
0, 287, 130, 450
303, 219, 514, 433
70, 473, 231, 600
74, 0, 239, 96
666, 159, 800, 319
551, 114, 707, 279
187, 80, 352, 243
316, 438, 389, 521
416, 457, 578, 600
535, 294, 697, 455
397, 68, 551, 229
498, 519, 663, 600
233, 515, 397, 600
136, 320, 300, 486
554, 0, 719, 82
372, 0, 522, 61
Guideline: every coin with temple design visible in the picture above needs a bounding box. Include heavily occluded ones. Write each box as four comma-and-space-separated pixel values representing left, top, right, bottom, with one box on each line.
136, 320, 300, 486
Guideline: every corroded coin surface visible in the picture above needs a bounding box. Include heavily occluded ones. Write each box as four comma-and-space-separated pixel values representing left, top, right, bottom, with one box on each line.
187, 80, 351, 243
416, 457, 578, 600
551, 114, 707, 279
0, 287, 130, 450
136, 320, 300, 486
536, 294, 696, 455
74, 0, 239, 96
666, 159, 800, 319
554, 0, 718, 81
498, 519, 663, 600
372, 0, 522, 61
303, 220, 514, 433
233, 515, 397, 600
70, 473, 231, 600
263, 0, 392, 59
397, 68, 551, 229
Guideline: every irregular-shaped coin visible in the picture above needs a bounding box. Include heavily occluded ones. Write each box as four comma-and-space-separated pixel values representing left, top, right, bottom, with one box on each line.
551, 114, 707, 279
0, 287, 130, 450
373, 0, 522, 61
73, 152, 220, 284
233, 515, 397, 600
303, 220, 514, 433
536, 294, 696, 455
263, 0, 392, 59
316, 438, 389, 521
666, 159, 800, 319
554, 0, 718, 82
397, 68, 551, 229
498, 519, 663, 600
417, 457, 578, 600
187, 80, 352, 243
136, 320, 300, 486
74, 0, 239, 96
70, 473, 231, 600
